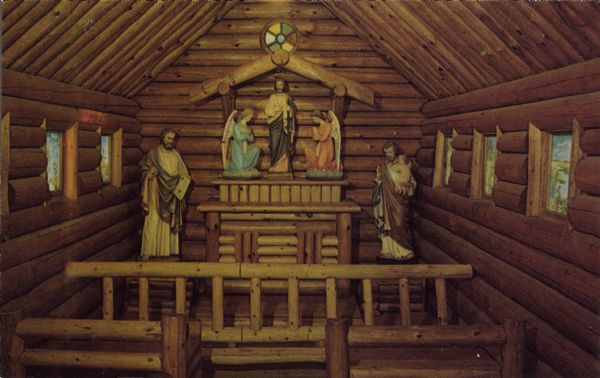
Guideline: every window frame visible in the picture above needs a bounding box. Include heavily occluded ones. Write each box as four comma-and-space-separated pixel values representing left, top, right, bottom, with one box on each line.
470, 128, 499, 200
433, 130, 455, 189
98, 127, 123, 188
526, 121, 582, 220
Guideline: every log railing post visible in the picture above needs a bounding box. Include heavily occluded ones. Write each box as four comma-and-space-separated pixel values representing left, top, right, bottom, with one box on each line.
296, 231, 305, 263
161, 314, 187, 378
326, 278, 337, 319
315, 231, 323, 263
212, 276, 224, 331
206, 212, 220, 262
399, 277, 411, 326
250, 277, 262, 332
288, 277, 299, 329
337, 213, 352, 295
362, 279, 374, 325
234, 231, 243, 262
102, 277, 114, 320
325, 318, 349, 378
1, 310, 25, 378
501, 319, 525, 378
435, 278, 448, 325
175, 277, 186, 316
139, 277, 149, 320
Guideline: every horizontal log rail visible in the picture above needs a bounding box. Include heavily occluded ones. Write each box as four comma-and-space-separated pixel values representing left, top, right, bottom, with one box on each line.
66, 262, 472, 336
66, 262, 472, 279
196, 201, 362, 213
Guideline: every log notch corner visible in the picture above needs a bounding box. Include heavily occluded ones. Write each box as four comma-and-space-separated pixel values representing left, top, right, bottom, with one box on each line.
188, 49, 378, 120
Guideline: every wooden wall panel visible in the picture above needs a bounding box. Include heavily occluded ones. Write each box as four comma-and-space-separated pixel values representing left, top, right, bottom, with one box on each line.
0, 74, 143, 319
136, 2, 425, 264
418, 62, 600, 376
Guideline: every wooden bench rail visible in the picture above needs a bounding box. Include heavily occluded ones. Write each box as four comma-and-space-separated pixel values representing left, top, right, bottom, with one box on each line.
2, 311, 186, 378
66, 262, 473, 280
210, 347, 326, 365
326, 319, 526, 378
21, 350, 161, 372
16, 318, 161, 342
348, 325, 507, 347
188, 322, 325, 343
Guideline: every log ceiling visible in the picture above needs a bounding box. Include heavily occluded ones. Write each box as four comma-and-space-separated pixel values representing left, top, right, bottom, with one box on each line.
322, 1, 600, 99
1, 0, 237, 98
2, 1, 599, 100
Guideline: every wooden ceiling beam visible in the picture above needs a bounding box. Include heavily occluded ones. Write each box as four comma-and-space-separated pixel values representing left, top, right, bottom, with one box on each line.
23, 3, 113, 76
52, 1, 153, 83
106, 1, 218, 95
2, 0, 58, 50
9, 1, 96, 72
422, 58, 600, 118
322, 1, 440, 99
462, 2, 548, 74
36, 2, 130, 79
529, 3, 597, 61
2, 1, 37, 34
491, 2, 570, 68
357, 1, 466, 95
405, 2, 499, 89
71, 1, 174, 87
4, 1, 79, 68
516, 3, 587, 62
452, 2, 536, 79
224, 2, 335, 20
441, 2, 533, 80
383, 2, 478, 92
189, 50, 377, 107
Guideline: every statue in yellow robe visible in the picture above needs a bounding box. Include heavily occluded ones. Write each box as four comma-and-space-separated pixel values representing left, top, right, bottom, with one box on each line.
141, 128, 190, 260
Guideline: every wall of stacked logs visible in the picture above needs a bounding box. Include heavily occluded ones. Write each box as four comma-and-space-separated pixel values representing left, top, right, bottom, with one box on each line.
0, 69, 142, 319
136, 2, 425, 263
415, 59, 600, 377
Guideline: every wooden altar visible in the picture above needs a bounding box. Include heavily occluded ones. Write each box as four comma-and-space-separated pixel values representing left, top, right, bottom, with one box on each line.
196, 178, 361, 295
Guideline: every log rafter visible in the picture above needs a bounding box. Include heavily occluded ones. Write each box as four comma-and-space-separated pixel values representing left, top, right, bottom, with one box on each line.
189, 50, 377, 107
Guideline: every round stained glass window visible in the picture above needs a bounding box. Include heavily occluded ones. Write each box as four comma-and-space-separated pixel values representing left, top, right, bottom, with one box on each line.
262, 20, 298, 54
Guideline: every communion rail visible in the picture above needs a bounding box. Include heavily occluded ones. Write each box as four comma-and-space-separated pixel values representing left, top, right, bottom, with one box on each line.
2, 263, 523, 377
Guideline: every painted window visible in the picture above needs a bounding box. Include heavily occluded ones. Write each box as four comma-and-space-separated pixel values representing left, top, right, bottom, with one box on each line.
547, 134, 572, 214
483, 136, 497, 197
443, 137, 453, 186
100, 134, 111, 184
46, 131, 63, 192
262, 21, 298, 53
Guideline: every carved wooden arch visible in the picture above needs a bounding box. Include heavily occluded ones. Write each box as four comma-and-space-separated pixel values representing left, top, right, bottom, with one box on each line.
188, 50, 378, 121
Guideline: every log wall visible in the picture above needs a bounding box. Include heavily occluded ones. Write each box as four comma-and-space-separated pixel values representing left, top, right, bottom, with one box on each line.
0, 69, 142, 318
136, 2, 425, 262
416, 62, 600, 377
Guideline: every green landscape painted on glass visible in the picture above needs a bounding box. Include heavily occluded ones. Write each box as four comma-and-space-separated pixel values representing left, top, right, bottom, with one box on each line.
484, 136, 497, 197
444, 137, 453, 186
46, 131, 62, 192
547, 134, 572, 214
100, 135, 111, 184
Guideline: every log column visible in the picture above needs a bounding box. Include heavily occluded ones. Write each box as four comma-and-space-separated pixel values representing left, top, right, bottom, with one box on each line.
325, 318, 349, 378
0, 310, 25, 378
161, 314, 186, 378
501, 319, 525, 378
